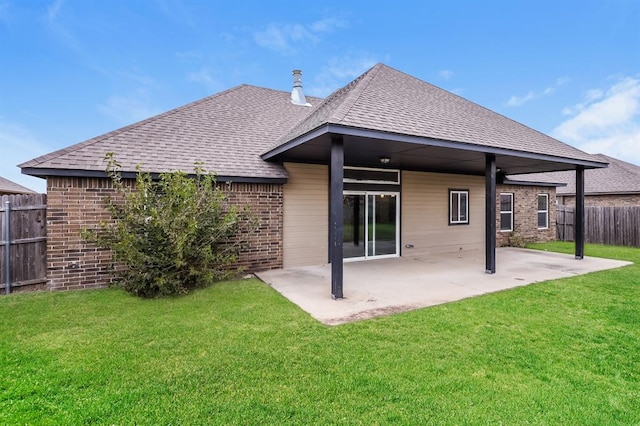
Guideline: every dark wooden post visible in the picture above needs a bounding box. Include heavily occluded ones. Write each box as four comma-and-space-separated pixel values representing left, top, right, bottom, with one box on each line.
330, 136, 344, 299
575, 166, 585, 259
485, 154, 496, 274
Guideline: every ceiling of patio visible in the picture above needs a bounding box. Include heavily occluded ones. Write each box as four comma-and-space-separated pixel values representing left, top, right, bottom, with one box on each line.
269, 132, 601, 177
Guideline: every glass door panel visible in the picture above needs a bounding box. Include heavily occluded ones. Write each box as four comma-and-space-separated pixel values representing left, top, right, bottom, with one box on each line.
373, 194, 397, 256
367, 194, 375, 257
343, 194, 365, 259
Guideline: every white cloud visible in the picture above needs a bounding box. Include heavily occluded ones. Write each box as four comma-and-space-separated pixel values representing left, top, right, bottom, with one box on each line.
0, 1, 10, 24
309, 17, 347, 33
176, 50, 202, 60
0, 119, 51, 193
155, 0, 196, 29
439, 70, 454, 80
42, 0, 88, 60
562, 88, 606, 116
47, 0, 64, 22
308, 54, 382, 97
507, 77, 570, 107
585, 88, 604, 102
254, 23, 317, 54
553, 76, 640, 166
253, 17, 347, 55
98, 89, 161, 125
187, 67, 222, 92
97, 69, 162, 124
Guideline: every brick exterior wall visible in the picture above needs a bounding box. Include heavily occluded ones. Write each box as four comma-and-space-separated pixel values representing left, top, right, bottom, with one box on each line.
496, 184, 556, 247
224, 183, 283, 272
47, 177, 117, 291
46, 177, 283, 291
558, 194, 640, 207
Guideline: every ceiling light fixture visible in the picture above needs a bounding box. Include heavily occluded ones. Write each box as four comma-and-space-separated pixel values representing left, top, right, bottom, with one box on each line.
379, 156, 391, 164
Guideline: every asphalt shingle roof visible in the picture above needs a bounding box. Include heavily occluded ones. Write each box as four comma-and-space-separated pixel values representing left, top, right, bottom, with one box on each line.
274, 64, 598, 163
510, 154, 640, 195
0, 176, 36, 194
22, 63, 602, 180
21, 85, 322, 179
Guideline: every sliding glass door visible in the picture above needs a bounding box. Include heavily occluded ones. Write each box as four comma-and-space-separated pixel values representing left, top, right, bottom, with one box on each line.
343, 192, 399, 260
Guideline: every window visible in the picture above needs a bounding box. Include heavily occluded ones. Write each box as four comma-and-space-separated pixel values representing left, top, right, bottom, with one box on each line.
537, 194, 549, 229
500, 193, 514, 232
449, 190, 469, 225
343, 167, 400, 185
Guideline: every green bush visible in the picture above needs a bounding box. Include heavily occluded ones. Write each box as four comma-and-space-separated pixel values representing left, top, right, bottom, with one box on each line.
83, 153, 252, 297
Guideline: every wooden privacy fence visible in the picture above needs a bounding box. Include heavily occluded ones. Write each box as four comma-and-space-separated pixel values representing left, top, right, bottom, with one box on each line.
557, 205, 640, 247
556, 205, 575, 242
0, 194, 47, 294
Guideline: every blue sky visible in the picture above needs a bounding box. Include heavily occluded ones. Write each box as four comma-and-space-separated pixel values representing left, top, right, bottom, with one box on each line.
1, 0, 639, 193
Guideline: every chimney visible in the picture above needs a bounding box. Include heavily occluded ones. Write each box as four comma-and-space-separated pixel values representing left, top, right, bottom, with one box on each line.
290, 69, 311, 106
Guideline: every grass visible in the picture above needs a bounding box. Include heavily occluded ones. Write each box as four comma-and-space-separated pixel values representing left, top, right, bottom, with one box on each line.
1, 242, 639, 424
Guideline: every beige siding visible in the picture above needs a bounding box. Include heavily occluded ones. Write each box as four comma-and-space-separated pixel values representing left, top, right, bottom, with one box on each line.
283, 163, 328, 267
401, 171, 485, 255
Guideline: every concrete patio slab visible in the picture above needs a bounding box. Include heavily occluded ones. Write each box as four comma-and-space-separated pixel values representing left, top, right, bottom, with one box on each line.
256, 248, 631, 325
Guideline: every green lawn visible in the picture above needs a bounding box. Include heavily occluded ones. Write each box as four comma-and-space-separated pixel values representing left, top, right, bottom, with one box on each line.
1, 242, 639, 424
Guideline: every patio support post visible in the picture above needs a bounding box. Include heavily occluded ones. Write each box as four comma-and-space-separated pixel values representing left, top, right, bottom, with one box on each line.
485, 154, 496, 274
575, 166, 585, 259
330, 135, 344, 299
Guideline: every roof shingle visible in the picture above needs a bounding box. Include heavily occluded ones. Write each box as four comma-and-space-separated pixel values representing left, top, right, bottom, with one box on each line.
21, 85, 322, 179
274, 64, 599, 164
22, 63, 603, 180
509, 154, 640, 195
0, 176, 36, 194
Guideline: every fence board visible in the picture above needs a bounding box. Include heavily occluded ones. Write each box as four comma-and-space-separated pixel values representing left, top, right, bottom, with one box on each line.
0, 194, 47, 293
557, 205, 640, 247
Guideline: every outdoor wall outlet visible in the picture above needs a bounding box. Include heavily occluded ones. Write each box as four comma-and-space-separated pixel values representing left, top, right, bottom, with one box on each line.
405, 244, 414, 248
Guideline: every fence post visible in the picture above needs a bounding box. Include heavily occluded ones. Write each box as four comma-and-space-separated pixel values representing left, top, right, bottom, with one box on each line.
4, 200, 10, 294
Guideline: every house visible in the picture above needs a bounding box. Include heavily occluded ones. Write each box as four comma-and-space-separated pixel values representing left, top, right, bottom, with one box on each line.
20, 64, 606, 295
510, 154, 640, 207
0, 176, 36, 195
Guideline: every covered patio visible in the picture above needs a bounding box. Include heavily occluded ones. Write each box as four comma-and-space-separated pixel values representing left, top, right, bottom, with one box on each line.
256, 248, 630, 325
262, 65, 607, 300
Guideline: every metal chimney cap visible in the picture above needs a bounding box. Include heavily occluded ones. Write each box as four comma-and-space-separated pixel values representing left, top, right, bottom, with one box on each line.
291, 69, 311, 107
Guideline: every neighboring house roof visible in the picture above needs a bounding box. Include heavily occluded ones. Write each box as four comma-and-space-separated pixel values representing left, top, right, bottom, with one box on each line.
0, 176, 36, 194
21, 85, 322, 181
510, 154, 640, 195
21, 63, 605, 181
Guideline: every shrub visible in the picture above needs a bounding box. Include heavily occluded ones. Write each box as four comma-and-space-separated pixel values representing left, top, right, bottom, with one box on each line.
83, 153, 252, 297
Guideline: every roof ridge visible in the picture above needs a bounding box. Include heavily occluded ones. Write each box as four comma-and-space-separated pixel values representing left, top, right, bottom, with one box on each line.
598, 153, 640, 176
20, 84, 255, 168
268, 64, 383, 148
331, 63, 384, 123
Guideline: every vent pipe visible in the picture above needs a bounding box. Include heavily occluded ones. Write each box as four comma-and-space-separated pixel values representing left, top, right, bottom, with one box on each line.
291, 69, 311, 106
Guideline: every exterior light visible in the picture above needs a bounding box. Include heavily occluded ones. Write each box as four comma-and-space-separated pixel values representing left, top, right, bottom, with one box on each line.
379, 156, 391, 164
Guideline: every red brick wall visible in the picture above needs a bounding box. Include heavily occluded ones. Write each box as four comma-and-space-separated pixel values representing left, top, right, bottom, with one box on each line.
559, 194, 640, 207
46, 177, 283, 291
224, 183, 283, 272
47, 177, 118, 291
496, 184, 556, 247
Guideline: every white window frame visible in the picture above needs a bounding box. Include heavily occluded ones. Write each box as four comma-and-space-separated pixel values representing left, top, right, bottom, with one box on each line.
449, 190, 469, 225
537, 193, 549, 229
499, 193, 514, 232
